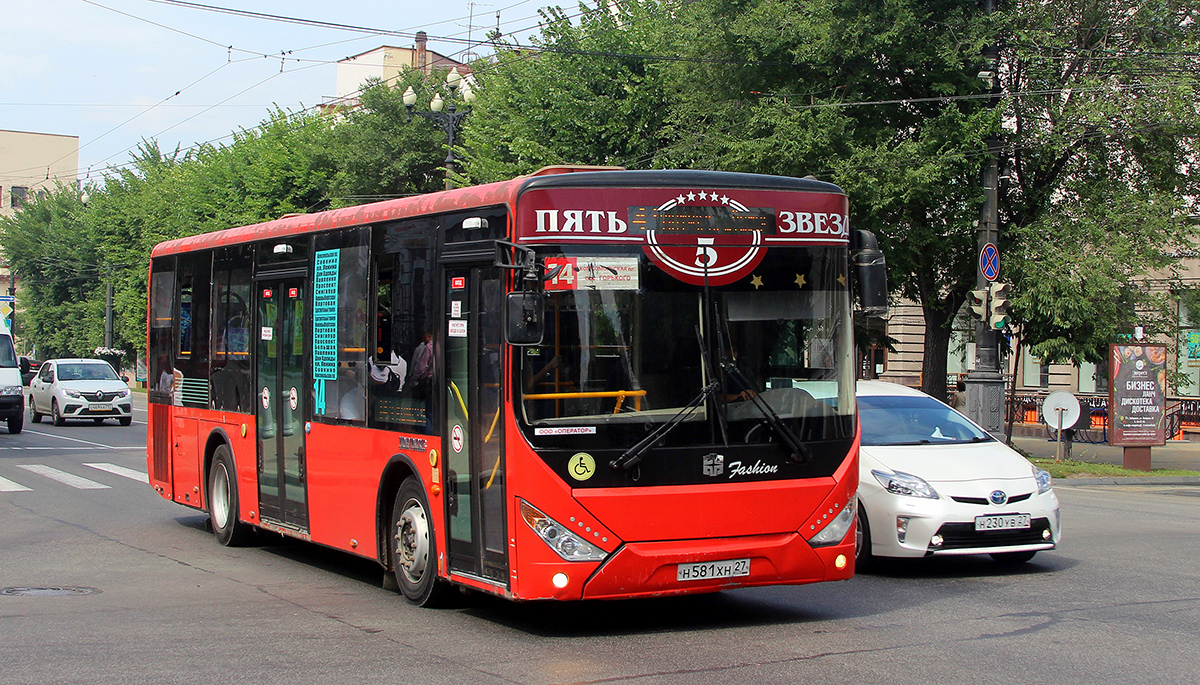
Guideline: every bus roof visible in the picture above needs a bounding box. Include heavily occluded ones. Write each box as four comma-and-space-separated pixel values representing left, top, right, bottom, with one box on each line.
149, 167, 845, 258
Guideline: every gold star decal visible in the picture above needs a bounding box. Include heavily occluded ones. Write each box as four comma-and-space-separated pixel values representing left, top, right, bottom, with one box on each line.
837, 274, 846, 286
794, 274, 807, 288
751, 275, 763, 289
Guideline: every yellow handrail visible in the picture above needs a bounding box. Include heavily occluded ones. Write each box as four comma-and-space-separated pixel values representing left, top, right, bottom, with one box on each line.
523, 389, 646, 414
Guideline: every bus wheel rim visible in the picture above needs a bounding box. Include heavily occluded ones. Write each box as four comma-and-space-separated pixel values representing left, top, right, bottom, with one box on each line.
212, 465, 230, 529
396, 498, 430, 584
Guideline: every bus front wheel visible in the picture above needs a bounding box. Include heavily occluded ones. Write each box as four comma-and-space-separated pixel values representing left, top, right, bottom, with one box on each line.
208, 446, 253, 546
391, 477, 449, 607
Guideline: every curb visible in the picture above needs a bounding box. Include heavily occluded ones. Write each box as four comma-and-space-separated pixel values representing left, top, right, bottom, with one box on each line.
1053, 476, 1200, 487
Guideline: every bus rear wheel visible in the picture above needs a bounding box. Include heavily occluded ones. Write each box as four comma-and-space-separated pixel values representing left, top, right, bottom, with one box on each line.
208, 446, 253, 546
391, 477, 449, 607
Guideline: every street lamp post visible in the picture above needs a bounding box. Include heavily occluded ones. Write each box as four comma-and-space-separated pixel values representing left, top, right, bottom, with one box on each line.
403, 68, 475, 191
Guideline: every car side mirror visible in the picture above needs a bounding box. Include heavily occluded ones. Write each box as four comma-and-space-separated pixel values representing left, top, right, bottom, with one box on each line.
121, 375, 130, 383
506, 291, 545, 346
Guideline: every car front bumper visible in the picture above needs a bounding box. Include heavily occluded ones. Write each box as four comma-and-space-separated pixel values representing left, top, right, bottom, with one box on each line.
59, 398, 133, 418
862, 487, 1061, 558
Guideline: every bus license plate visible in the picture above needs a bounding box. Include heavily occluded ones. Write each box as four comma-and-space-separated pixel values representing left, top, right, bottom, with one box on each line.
89, 403, 112, 412
676, 558, 751, 582
975, 514, 1031, 531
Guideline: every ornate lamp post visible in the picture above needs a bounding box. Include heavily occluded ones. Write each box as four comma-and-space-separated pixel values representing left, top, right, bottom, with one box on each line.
403, 67, 476, 190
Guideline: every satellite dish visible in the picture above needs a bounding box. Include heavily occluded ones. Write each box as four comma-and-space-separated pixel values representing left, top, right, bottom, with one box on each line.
1042, 391, 1081, 430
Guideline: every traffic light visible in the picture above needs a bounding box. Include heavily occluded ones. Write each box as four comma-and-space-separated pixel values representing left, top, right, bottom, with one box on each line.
988, 282, 1011, 330
968, 289, 988, 320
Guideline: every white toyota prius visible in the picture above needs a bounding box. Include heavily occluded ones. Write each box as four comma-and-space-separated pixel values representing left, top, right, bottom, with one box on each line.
856, 381, 1060, 568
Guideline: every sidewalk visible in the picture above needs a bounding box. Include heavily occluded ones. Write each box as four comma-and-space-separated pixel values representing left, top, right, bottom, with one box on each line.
1010, 432, 1200, 486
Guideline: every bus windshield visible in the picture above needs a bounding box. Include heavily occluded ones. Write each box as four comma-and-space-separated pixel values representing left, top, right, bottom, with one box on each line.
517, 245, 855, 449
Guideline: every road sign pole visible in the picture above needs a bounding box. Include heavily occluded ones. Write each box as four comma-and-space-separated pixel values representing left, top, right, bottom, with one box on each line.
965, 136, 1006, 439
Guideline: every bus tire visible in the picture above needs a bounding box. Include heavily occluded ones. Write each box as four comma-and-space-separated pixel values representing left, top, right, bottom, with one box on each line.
208, 445, 253, 547
391, 477, 449, 607
855, 503, 873, 572
8, 412, 22, 434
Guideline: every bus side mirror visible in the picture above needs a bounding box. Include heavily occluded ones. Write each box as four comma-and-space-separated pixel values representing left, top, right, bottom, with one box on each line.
506, 291, 545, 346
852, 229, 888, 317
19, 357, 30, 375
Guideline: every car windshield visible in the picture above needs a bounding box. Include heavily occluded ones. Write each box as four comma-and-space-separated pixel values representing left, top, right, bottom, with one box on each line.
859, 394, 993, 446
58, 363, 120, 382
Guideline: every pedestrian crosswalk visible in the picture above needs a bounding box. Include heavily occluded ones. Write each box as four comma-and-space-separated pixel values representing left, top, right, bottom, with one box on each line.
0, 462, 148, 492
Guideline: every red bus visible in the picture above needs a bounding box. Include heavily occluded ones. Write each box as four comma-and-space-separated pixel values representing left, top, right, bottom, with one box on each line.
147, 166, 886, 606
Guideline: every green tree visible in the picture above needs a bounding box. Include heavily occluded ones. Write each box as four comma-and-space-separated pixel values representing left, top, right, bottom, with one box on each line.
0, 186, 108, 358
1001, 0, 1200, 365
3, 108, 344, 359
328, 72, 455, 202
462, 1, 672, 182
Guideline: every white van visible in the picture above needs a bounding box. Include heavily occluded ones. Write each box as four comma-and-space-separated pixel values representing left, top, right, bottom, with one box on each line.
0, 321, 25, 433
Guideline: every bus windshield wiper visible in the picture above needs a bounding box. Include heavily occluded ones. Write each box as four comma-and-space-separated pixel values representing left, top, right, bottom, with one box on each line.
610, 378, 721, 472
721, 362, 811, 464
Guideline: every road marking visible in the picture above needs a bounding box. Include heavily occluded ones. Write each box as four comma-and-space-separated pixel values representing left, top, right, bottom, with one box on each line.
0, 475, 33, 492
0, 446, 144, 451
84, 463, 149, 483
21, 429, 116, 449
16, 465, 111, 489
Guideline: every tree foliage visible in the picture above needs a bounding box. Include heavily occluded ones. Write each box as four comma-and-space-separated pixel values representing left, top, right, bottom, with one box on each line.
1001, 0, 1200, 364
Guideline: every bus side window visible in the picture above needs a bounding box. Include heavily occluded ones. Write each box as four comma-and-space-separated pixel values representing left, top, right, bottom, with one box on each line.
313, 228, 370, 425
174, 252, 212, 408
148, 257, 176, 405
211, 245, 253, 413
369, 221, 437, 434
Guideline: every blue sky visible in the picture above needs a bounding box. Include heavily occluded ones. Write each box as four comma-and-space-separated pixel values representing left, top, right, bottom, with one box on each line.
2, 0, 547, 181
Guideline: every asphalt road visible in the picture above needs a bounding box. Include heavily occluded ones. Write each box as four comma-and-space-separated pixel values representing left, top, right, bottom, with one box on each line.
2, 397, 1198, 684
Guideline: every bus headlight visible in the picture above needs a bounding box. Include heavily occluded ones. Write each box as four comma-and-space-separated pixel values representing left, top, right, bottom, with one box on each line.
808, 495, 856, 548
0, 385, 23, 396
519, 499, 609, 562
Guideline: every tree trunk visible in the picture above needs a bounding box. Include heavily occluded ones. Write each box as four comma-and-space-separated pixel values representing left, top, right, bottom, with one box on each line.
920, 305, 954, 402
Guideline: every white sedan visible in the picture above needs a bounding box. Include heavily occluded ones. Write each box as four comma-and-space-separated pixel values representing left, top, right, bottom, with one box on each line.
856, 381, 1060, 567
28, 358, 133, 426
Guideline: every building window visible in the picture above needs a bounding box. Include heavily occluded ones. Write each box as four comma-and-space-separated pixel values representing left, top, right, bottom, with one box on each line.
11, 187, 27, 209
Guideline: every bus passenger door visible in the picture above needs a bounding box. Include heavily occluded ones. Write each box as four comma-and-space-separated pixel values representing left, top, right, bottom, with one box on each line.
443, 265, 508, 585
255, 279, 309, 531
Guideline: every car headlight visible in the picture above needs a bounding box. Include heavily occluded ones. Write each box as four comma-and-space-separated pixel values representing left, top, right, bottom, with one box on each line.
0, 385, 23, 395
1034, 466, 1053, 494
872, 469, 940, 499
519, 499, 609, 562
64, 389, 83, 398
808, 494, 857, 547
118, 388, 131, 398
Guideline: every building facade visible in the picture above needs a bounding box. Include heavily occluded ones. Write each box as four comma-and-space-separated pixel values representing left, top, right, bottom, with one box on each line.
329, 32, 469, 109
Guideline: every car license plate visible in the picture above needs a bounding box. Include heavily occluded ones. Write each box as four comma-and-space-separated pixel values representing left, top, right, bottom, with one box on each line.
89, 403, 112, 412
676, 558, 751, 582
975, 514, 1031, 531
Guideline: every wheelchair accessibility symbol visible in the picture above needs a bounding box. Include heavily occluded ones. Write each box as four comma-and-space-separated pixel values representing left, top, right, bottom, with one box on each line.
568, 452, 596, 482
